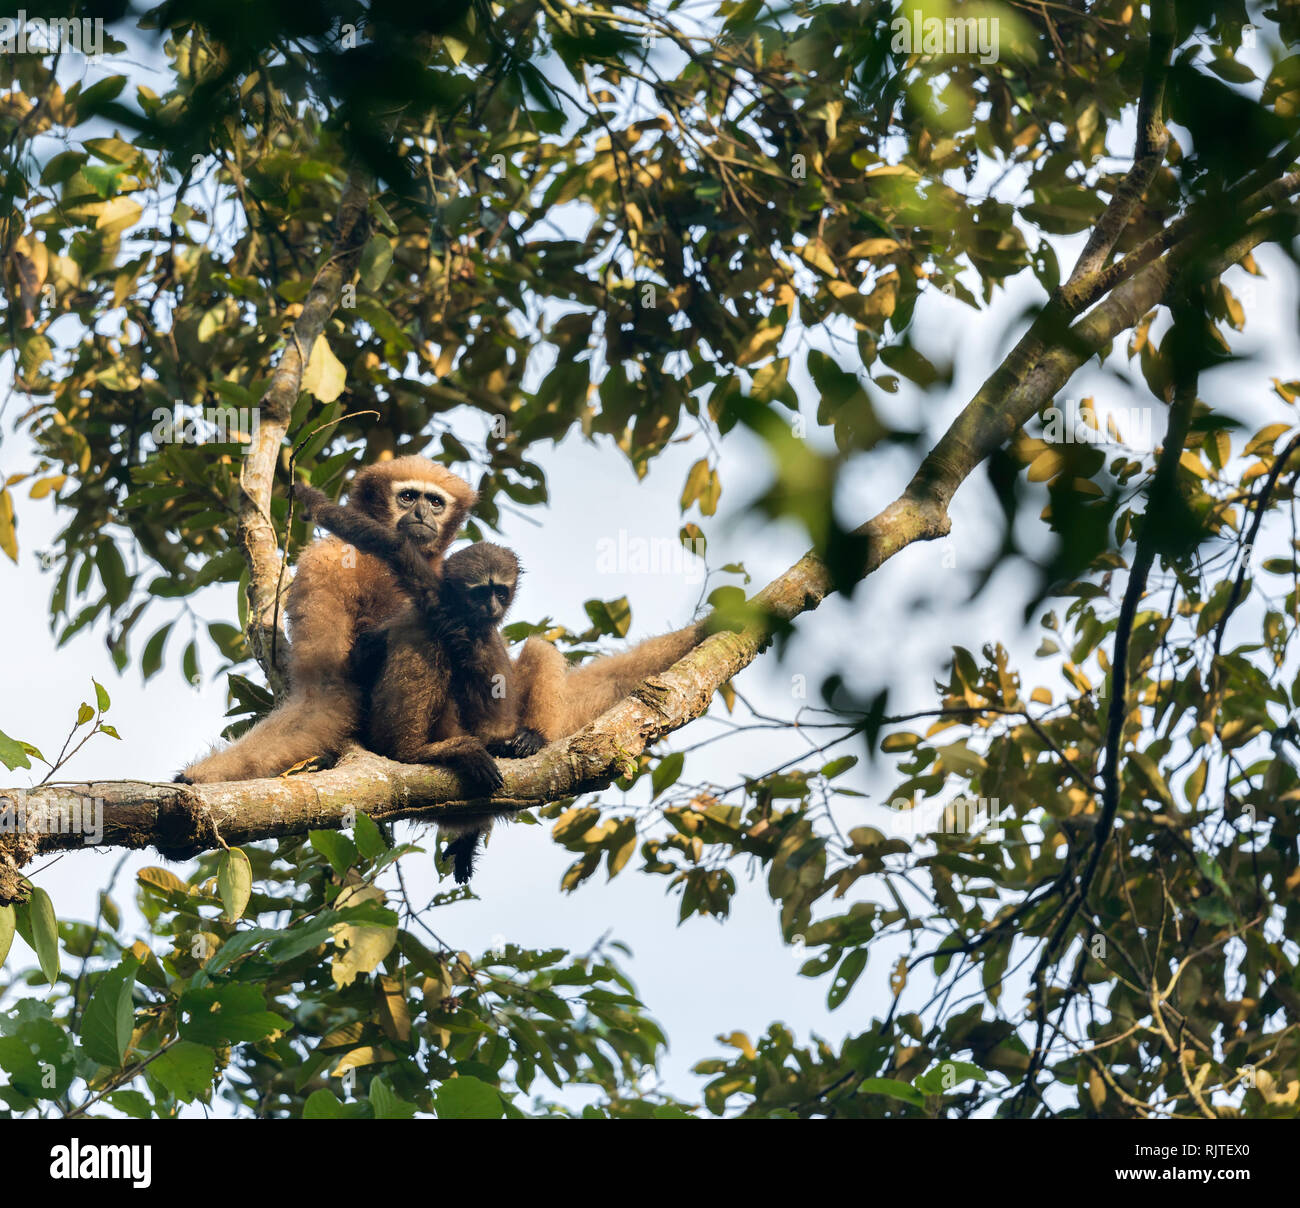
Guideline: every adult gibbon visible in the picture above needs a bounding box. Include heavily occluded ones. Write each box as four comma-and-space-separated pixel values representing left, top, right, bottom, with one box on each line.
295, 482, 541, 881
179, 456, 478, 783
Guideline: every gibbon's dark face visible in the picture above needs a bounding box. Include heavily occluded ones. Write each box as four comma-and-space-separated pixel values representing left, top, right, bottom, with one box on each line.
391, 480, 453, 553
444, 544, 520, 630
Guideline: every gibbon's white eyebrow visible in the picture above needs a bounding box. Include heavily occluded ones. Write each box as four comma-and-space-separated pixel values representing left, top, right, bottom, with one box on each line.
390, 480, 444, 496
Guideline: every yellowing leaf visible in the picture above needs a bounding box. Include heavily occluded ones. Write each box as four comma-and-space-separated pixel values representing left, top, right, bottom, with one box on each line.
862, 270, 899, 318
217, 847, 252, 922
95, 197, 142, 237
718, 1030, 757, 1059
846, 238, 900, 259
331, 1046, 396, 1075
0, 905, 15, 970
798, 237, 839, 277
302, 336, 346, 403
137, 866, 189, 896
331, 883, 396, 987
0, 489, 17, 563
881, 732, 920, 752
1027, 449, 1064, 482
28, 475, 66, 500
736, 324, 782, 366
1244, 422, 1291, 457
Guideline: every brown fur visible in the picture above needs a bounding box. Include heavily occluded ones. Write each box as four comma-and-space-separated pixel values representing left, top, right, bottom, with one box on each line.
513, 621, 709, 742
180, 456, 477, 783
296, 488, 539, 883
355, 543, 537, 773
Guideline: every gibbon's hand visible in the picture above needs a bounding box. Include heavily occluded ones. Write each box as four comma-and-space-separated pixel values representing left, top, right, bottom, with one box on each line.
488, 728, 547, 759
455, 742, 506, 796
291, 481, 331, 518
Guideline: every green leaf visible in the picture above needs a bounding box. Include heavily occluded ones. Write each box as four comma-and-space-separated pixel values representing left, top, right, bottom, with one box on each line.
95, 540, 131, 607
178, 985, 289, 1045
0, 905, 14, 969
821, 755, 859, 778
650, 751, 684, 800
433, 1075, 504, 1119
913, 1061, 988, 1095
150, 1041, 217, 1103
141, 622, 172, 681
303, 1088, 368, 1118
369, 1076, 418, 1119
859, 1077, 926, 1108
353, 812, 388, 861
82, 958, 139, 1067
217, 847, 252, 922
0, 729, 32, 771
83, 162, 127, 198
827, 948, 867, 1009
359, 235, 394, 290
22, 888, 59, 984
310, 830, 358, 876
93, 678, 111, 712
106, 1089, 152, 1118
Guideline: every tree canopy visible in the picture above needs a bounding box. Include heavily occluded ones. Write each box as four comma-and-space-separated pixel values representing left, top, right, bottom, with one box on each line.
1, 0, 1299, 1119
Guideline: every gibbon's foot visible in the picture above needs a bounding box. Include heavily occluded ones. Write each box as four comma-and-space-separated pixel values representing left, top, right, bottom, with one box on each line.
443, 832, 482, 884
487, 728, 547, 759
454, 746, 505, 796
173, 773, 194, 785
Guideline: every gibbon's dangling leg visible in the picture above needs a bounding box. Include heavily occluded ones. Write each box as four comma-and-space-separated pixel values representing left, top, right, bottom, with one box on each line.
178, 456, 477, 783
514, 618, 710, 742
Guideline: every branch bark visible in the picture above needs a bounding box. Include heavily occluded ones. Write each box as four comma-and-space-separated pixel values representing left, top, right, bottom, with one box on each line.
241, 168, 372, 688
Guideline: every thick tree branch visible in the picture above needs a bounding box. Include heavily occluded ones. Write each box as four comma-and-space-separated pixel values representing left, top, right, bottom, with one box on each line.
1065, 0, 1171, 287
240, 168, 372, 688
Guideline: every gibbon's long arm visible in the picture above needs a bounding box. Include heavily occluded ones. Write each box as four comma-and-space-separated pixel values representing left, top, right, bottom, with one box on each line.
294, 483, 402, 559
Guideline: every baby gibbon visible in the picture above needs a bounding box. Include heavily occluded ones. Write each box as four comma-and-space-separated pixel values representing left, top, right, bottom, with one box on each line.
179, 456, 478, 783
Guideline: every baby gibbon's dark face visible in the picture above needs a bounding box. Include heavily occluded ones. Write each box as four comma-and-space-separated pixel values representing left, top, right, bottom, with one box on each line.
459, 576, 513, 627
391, 481, 450, 553
442, 544, 520, 630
